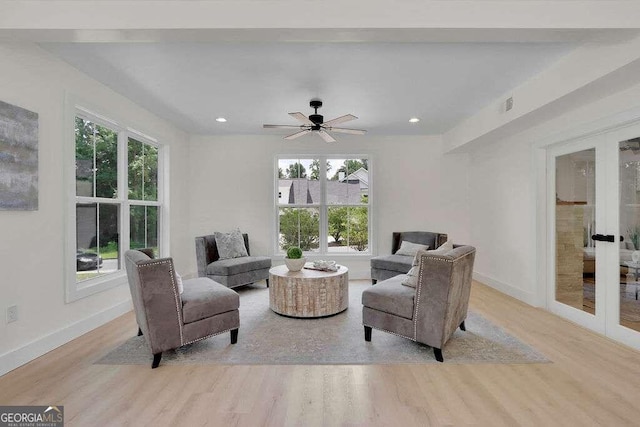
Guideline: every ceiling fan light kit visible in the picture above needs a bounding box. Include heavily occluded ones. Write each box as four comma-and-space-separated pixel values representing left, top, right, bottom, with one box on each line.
263, 99, 366, 143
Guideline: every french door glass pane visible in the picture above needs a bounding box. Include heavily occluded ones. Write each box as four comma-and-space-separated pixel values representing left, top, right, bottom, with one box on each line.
130, 205, 159, 255
327, 206, 369, 253
555, 149, 596, 314
619, 138, 640, 332
76, 202, 120, 282
278, 207, 320, 252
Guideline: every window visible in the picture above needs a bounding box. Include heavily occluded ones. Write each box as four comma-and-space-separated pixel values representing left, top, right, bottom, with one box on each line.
276, 157, 370, 255
69, 109, 163, 300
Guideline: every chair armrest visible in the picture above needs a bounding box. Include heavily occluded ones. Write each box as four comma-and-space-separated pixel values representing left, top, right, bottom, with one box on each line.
135, 257, 184, 352
194, 236, 210, 277
413, 246, 475, 348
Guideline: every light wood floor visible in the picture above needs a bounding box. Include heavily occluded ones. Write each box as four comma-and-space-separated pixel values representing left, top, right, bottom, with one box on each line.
2, 280, 640, 426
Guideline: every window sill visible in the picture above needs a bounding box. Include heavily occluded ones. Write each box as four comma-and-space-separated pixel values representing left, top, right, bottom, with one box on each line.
66, 270, 128, 302
274, 253, 373, 259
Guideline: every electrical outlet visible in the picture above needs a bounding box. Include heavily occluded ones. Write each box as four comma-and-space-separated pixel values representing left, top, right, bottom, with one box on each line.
6, 305, 18, 324
505, 96, 514, 112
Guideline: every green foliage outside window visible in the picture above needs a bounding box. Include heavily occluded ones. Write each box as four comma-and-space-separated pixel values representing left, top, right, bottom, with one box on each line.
279, 208, 319, 251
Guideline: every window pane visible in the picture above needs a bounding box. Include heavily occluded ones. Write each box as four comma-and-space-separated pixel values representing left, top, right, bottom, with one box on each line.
328, 206, 369, 253
327, 158, 368, 205
278, 207, 320, 252
128, 138, 158, 201
277, 158, 317, 205
74, 117, 118, 199
130, 205, 159, 254
76, 202, 120, 282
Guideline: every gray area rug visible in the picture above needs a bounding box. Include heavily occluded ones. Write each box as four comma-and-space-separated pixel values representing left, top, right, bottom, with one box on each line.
97, 281, 549, 365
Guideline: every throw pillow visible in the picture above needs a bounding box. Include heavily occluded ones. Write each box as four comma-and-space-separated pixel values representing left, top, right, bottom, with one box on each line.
214, 228, 249, 260
434, 240, 454, 253
401, 241, 455, 288
395, 240, 429, 256
174, 272, 184, 294
401, 249, 429, 288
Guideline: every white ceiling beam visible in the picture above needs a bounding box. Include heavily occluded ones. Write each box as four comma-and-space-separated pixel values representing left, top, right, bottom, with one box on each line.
443, 34, 640, 153
1, 1, 640, 33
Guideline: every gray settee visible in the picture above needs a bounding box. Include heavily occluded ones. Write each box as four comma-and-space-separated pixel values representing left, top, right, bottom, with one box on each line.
195, 233, 271, 289
370, 231, 448, 284
362, 244, 476, 362
124, 249, 240, 368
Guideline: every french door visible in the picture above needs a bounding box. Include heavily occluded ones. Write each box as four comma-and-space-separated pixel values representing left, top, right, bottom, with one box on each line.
547, 122, 640, 350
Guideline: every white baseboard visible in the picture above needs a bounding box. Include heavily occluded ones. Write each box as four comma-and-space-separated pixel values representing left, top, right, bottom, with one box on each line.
473, 271, 537, 306
0, 299, 132, 377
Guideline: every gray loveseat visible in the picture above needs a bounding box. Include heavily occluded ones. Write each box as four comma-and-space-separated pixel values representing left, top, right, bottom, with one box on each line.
124, 249, 240, 368
195, 233, 271, 289
370, 231, 448, 284
362, 244, 476, 362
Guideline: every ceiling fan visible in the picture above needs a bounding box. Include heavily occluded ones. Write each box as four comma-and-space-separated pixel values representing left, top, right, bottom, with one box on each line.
263, 99, 366, 142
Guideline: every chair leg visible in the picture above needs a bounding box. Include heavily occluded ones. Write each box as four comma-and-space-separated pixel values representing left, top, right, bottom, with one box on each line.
459, 321, 466, 331
137, 327, 143, 336
152, 352, 162, 369
433, 348, 444, 363
265, 278, 269, 288
371, 279, 377, 285
364, 326, 372, 341
230, 328, 238, 344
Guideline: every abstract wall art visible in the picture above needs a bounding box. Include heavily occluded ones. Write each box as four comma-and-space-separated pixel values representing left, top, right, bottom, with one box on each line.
0, 100, 39, 210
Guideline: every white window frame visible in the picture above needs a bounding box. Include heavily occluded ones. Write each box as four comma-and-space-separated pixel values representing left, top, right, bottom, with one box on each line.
64, 102, 167, 302
274, 155, 373, 257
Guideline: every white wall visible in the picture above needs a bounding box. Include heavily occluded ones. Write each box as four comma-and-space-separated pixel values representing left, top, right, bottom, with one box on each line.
187, 134, 470, 279
468, 80, 640, 305
0, 42, 190, 374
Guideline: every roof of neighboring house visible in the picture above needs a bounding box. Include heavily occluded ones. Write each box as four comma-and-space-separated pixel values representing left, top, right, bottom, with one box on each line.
340, 167, 369, 187
283, 179, 363, 205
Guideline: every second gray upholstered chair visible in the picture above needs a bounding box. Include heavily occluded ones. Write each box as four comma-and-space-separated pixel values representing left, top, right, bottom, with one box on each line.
362, 244, 476, 362
370, 231, 448, 284
195, 233, 271, 289
125, 249, 240, 369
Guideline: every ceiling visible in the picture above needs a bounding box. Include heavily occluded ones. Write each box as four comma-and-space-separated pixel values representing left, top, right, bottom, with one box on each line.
42, 41, 576, 136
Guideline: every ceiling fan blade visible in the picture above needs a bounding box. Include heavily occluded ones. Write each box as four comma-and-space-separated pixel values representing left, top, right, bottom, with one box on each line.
323, 114, 357, 126
317, 129, 337, 143
326, 127, 367, 135
263, 124, 305, 129
285, 129, 311, 140
289, 112, 314, 125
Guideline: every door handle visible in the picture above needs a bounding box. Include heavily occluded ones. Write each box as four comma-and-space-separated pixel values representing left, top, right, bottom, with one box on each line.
591, 234, 615, 242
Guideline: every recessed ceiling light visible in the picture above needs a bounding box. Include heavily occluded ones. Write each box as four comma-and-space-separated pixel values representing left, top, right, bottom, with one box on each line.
215, 117, 227, 123
409, 117, 420, 123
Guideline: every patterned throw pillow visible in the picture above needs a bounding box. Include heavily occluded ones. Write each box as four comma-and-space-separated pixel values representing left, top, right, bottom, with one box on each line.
395, 240, 429, 256
401, 241, 455, 288
214, 228, 249, 260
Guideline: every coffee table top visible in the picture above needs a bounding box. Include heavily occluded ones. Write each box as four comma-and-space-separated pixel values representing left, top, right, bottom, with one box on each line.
269, 264, 348, 279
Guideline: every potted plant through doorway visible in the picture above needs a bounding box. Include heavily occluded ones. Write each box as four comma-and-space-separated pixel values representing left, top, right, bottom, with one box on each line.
284, 246, 306, 272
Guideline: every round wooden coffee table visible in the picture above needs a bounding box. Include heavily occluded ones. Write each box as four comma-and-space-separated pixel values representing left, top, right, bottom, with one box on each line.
269, 264, 349, 318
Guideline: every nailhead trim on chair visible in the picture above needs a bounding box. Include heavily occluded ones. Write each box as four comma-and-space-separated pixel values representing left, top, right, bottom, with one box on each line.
139, 259, 185, 346
413, 253, 461, 340
413, 250, 476, 345
182, 327, 235, 346
363, 323, 416, 342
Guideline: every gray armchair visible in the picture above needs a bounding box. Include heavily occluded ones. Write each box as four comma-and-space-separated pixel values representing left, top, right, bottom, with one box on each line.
195, 234, 271, 289
362, 244, 476, 362
370, 231, 448, 284
125, 249, 240, 368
